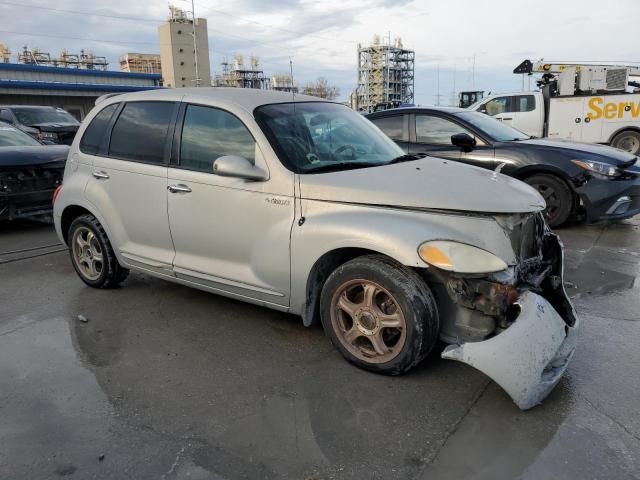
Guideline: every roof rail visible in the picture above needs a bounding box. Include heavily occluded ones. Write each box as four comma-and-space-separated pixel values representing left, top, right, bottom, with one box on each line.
95, 92, 122, 106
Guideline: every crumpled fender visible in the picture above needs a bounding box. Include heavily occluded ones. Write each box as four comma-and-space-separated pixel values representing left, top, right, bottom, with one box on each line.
441, 291, 578, 410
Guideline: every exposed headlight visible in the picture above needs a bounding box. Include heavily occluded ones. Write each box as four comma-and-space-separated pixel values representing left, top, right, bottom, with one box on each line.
571, 159, 622, 178
38, 131, 58, 141
418, 241, 508, 274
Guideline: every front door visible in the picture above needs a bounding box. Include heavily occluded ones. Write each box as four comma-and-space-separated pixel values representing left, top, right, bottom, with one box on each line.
167, 104, 295, 307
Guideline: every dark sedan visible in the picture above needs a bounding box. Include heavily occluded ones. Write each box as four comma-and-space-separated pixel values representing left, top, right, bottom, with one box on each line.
0, 123, 68, 221
367, 107, 640, 227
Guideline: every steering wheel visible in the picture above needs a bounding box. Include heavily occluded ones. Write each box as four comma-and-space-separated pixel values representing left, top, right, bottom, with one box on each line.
334, 144, 356, 159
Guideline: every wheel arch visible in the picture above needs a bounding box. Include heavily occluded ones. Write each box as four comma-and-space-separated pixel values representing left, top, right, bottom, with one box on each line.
607, 126, 640, 145
60, 203, 107, 245
301, 247, 390, 327
512, 164, 576, 187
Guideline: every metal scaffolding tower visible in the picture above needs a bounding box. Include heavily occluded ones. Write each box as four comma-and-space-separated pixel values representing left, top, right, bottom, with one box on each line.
355, 35, 415, 113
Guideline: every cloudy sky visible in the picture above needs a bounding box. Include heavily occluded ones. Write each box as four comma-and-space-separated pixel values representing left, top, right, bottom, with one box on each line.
1, 0, 638, 105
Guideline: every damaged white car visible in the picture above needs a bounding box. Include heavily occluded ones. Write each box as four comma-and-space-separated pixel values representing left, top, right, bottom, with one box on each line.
53, 88, 578, 410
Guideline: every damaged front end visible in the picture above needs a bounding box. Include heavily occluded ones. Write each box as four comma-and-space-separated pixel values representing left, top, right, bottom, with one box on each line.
431, 212, 578, 410
0, 163, 64, 221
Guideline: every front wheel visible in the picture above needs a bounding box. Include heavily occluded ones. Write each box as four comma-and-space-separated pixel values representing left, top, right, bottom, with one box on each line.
320, 255, 439, 375
68, 214, 129, 289
525, 174, 573, 228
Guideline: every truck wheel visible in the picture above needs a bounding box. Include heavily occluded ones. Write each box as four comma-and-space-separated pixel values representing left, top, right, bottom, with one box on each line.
525, 174, 573, 228
611, 130, 640, 155
68, 214, 129, 289
320, 255, 439, 375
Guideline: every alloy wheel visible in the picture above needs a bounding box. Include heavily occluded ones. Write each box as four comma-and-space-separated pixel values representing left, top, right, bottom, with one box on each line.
71, 226, 104, 281
330, 279, 407, 364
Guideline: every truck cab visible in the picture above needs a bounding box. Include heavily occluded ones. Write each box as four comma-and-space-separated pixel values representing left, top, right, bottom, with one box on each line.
469, 92, 545, 138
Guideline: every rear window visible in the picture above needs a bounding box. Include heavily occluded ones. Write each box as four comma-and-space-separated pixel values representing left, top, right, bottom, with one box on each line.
517, 95, 536, 112
12, 107, 79, 125
79, 104, 119, 155
108, 102, 176, 164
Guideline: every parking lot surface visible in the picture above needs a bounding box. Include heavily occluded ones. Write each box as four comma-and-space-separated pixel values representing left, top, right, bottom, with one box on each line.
1, 218, 639, 480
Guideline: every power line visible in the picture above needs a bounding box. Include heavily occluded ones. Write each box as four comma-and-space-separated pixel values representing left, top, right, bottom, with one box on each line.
0, 0, 360, 46
0, 1, 358, 60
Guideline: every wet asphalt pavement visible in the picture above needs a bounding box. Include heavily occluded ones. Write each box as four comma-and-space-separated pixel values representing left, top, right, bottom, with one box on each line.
1, 218, 639, 480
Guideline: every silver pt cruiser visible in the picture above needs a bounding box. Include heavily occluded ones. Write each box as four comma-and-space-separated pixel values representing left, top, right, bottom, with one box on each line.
53, 88, 578, 410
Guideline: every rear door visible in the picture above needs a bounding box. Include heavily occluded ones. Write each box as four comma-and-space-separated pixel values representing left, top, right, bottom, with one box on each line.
369, 114, 410, 153
512, 94, 543, 137
83, 101, 178, 273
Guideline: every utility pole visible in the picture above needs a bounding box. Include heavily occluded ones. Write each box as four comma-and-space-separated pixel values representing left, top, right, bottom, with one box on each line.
190, 0, 200, 86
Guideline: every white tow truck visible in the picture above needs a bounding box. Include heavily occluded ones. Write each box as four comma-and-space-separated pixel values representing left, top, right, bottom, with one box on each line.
468, 59, 640, 154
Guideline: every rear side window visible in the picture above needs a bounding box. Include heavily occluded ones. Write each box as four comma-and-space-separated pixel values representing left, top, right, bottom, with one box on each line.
517, 95, 536, 112
180, 105, 255, 172
109, 102, 175, 164
371, 115, 408, 141
80, 104, 118, 154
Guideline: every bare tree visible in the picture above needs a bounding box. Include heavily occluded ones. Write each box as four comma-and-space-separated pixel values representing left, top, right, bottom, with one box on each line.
302, 77, 340, 100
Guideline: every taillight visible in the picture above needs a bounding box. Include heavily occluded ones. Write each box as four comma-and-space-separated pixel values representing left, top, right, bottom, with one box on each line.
52, 185, 62, 204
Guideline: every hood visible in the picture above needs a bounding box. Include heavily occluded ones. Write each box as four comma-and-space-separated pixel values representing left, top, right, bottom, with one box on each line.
0, 145, 69, 167
28, 122, 79, 133
299, 157, 545, 214
517, 138, 637, 167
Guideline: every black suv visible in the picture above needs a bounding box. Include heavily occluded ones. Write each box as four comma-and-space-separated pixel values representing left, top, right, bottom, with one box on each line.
0, 105, 79, 145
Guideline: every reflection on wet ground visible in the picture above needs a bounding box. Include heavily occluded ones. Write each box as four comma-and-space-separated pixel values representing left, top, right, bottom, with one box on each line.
0, 217, 639, 479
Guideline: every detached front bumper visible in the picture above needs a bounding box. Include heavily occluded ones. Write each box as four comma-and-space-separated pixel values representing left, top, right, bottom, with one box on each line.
442, 291, 578, 410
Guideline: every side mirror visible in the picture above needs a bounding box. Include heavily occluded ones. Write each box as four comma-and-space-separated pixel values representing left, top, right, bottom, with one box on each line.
212, 155, 268, 181
451, 133, 476, 151
478, 106, 487, 114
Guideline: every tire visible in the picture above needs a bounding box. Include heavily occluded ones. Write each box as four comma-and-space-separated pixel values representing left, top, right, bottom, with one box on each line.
320, 255, 439, 375
68, 214, 129, 289
524, 174, 573, 228
611, 130, 640, 155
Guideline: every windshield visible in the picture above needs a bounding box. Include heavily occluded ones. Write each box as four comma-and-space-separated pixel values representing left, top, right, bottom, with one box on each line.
12, 108, 79, 125
0, 125, 42, 146
454, 111, 530, 141
254, 102, 404, 173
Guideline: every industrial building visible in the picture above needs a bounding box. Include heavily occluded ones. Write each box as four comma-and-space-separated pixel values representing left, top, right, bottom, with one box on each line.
271, 74, 297, 93
13, 46, 108, 70
120, 53, 162, 74
353, 36, 415, 113
214, 55, 270, 89
0, 62, 162, 120
158, 5, 211, 88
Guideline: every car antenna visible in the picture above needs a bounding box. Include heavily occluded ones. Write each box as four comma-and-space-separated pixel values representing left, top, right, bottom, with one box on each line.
289, 57, 296, 103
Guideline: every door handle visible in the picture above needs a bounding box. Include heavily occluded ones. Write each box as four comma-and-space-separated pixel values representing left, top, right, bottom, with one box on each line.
167, 184, 192, 194
92, 171, 109, 179
502, 117, 513, 121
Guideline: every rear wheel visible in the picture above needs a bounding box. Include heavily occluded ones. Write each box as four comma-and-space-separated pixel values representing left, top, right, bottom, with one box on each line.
68, 214, 129, 288
320, 255, 439, 375
524, 174, 573, 228
611, 130, 640, 155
